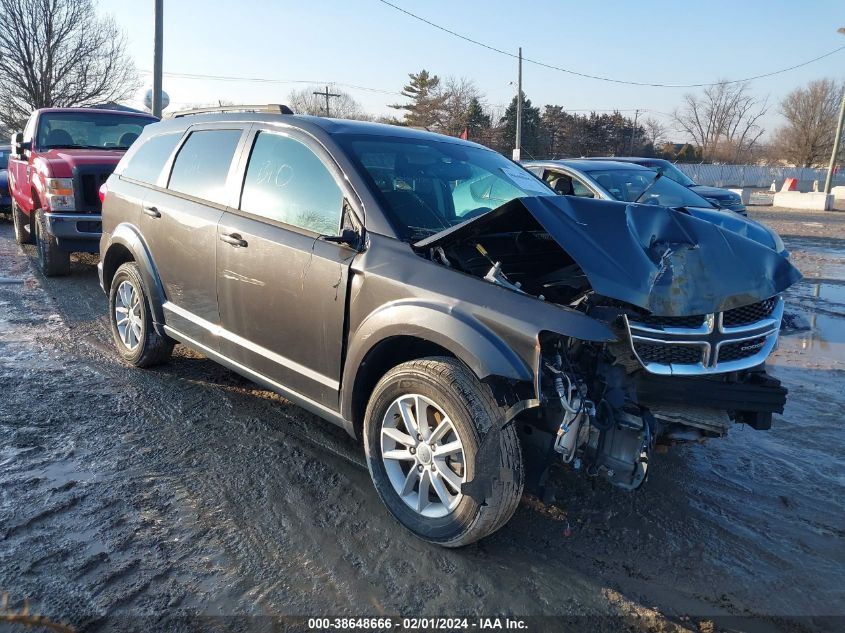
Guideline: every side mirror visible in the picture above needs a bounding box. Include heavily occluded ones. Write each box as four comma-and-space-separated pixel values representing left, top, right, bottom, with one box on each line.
10, 132, 29, 158
322, 227, 360, 249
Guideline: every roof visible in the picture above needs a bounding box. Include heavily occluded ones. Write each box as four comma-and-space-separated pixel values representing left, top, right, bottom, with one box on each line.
583, 156, 670, 166
34, 107, 158, 120
528, 159, 653, 172
151, 111, 489, 149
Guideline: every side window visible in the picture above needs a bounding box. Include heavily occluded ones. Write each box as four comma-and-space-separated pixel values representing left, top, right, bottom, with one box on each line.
571, 178, 595, 198
122, 132, 182, 185
240, 132, 343, 235
544, 170, 574, 195
168, 129, 242, 205
23, 114, 36, 143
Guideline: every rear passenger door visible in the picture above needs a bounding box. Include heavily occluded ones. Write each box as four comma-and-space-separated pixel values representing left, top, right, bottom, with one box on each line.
142, 124, 249, 350
216, 127, 361, 409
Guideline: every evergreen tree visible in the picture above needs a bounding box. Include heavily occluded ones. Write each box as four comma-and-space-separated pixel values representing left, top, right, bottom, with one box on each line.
499, 93, 542, 158
390, 70, 448, 129
463, 97, 491, 139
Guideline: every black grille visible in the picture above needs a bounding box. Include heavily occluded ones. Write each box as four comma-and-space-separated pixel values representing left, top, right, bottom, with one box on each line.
629, 312, 706, 328
723, 298, 777, 327
81, 173, 109, 209
718, 337, 767, 363
635, 343, 703, 365
72, 166, 113, 213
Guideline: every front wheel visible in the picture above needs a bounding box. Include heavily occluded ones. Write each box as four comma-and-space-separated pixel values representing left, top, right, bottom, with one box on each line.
363, 357, 524, 547
108, 262, 174, 367
12, 200, 33, 245
34, 209, 70, 276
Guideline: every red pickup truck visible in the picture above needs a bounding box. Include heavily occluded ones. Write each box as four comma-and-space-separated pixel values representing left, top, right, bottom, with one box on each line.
8, 107, 157, 275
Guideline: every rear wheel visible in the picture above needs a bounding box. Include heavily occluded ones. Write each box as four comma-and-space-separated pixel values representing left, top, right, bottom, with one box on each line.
12, 200, 33, 245
363, 357, 524, 547
34, 209, 70, 276
108, 262, 173, 367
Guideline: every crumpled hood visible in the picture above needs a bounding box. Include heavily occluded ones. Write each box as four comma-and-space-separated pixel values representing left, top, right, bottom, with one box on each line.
415, 195, 801, 317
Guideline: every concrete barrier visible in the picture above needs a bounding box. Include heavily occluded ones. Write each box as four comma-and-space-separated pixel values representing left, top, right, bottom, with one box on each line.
772, 191, 834, 210
831, 186, 845, 201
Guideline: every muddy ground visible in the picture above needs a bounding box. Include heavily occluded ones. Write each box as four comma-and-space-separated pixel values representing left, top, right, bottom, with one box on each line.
0, 208, 843, 633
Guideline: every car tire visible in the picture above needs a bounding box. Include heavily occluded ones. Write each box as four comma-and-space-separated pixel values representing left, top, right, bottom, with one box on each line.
363, 357, 524, 547
34, 209, 70, 276
12, 200, 33, 245
109, 262, 174, 367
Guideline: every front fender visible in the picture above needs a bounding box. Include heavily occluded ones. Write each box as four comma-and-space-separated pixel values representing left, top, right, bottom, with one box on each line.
341, 299, 535, 421
103, 222, 167, 331
354, 299, 533, 380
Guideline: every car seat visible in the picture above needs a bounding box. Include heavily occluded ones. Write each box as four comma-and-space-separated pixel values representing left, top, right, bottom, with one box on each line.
549, 176, 573, 195
44, 129, 74, 147
119, 132, 139, 147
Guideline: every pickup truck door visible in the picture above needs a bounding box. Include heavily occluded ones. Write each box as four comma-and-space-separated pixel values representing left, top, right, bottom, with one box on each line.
9, 114, 37, 211
216, 127, 359, 409
141, 124, 249, 351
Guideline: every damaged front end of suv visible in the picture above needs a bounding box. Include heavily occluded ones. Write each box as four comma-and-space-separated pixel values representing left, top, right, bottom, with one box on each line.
415, 195, 801, 493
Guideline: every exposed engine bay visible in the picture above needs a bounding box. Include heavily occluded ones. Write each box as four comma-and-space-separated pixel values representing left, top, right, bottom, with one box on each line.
415, 195, 801, 492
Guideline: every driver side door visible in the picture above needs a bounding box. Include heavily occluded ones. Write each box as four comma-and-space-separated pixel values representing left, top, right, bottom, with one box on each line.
216, 127, 362, 409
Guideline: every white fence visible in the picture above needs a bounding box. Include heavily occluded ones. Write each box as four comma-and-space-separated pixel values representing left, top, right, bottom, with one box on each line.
674, 163, 845, 190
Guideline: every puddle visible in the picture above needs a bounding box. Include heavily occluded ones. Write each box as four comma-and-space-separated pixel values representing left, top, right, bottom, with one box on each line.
778, 312, 845, 366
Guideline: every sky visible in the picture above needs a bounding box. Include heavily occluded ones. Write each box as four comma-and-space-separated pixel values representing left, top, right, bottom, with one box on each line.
98, 0, 845, 142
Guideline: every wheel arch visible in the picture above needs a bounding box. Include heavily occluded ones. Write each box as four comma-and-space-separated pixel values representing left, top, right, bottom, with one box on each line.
103, 223, 167, 333
341, 301, 535, 439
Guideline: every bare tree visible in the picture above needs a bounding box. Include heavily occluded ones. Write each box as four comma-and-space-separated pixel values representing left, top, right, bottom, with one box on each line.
439, 76, 483, 137
287, 86, 368, 120
642, 116, 667, 149
0, 0, 138, 130
773, 78, 844, 167
673, 81, 768, 162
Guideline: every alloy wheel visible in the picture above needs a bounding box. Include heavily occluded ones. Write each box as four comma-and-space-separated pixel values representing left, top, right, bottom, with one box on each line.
380, 394, 467, 518
114, 280, 142, 351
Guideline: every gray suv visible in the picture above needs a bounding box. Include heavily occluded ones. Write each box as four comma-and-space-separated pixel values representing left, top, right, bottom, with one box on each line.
99, 105, 800, 546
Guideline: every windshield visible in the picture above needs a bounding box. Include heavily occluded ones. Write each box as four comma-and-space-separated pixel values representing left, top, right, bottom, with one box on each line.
37, 112, 157, 151
644, 160, 696, 187
338, 135, 555, 239
586, 168, 715, 208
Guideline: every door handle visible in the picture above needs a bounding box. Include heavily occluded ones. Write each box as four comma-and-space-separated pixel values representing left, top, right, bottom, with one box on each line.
220, 232, 248, 248
143, 205, 161, 218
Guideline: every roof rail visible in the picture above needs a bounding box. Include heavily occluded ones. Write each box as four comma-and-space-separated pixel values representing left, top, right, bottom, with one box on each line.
167, 104, 294, 119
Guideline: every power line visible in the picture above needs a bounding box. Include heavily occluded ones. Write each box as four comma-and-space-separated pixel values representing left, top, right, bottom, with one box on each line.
376, 0, 845, 88
139, 68, 675, 119
137, 69, 403, 96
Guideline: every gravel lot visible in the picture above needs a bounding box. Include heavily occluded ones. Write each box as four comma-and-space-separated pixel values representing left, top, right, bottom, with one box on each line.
0, 207, 843, 633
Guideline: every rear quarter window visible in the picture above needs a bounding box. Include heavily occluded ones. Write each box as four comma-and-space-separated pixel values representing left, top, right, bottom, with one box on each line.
168, 129, 242, 205
121, 132, 183, 185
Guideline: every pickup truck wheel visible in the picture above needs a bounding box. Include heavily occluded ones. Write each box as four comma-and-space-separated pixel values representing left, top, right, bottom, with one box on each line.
364, 357, 524, 547
34, 209, 70, 276
109, 262, 174, 367
12, 201, 33, 245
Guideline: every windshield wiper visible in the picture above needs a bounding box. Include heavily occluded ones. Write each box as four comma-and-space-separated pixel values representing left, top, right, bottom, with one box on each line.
406, 226, 440, 242
635, 172, 662, 203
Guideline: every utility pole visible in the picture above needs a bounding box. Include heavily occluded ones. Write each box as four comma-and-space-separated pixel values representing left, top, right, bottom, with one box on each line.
824, 28, 845, 194
313, 85, 341, 117
629, 109, 640, 155
152, 0, 163, 118
514, 47, 523, 161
